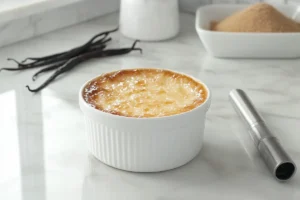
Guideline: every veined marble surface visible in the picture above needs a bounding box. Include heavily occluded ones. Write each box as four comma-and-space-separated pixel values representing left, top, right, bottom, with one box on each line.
0, 13, 300, 200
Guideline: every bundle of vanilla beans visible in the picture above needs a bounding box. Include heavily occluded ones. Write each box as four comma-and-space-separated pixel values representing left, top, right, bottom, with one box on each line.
0, 27, 142, 93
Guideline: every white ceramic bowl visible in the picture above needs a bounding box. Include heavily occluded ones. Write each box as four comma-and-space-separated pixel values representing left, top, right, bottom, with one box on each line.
79, 69, 211, 172
195, 4, 300, 58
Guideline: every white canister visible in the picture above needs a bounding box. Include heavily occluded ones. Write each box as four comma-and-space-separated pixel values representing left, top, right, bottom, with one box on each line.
119, 0, 180, 41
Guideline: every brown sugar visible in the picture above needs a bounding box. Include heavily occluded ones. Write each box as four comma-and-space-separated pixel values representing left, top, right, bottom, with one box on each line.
211, 3, 300, 33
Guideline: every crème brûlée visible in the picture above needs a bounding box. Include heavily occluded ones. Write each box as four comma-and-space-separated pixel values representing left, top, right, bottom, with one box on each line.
82, 69, 208, 118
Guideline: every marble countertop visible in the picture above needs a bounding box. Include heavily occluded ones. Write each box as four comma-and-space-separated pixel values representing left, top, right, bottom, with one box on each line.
0, 12, 299, 200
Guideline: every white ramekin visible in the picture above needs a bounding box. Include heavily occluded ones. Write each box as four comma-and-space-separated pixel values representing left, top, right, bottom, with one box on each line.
79, 69, 211, 172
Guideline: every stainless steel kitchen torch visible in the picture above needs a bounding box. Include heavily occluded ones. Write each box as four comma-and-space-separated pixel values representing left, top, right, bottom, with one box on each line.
229, 89, 296, 181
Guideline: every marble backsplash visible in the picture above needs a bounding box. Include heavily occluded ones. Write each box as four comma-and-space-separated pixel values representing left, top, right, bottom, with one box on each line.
0, 0, 298, 48
0, 0, 119, 48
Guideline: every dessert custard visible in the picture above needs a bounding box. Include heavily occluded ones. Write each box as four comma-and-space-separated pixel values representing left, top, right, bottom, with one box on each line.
83, 69, 207, 118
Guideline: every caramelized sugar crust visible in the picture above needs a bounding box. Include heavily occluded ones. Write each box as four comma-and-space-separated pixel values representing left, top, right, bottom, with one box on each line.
82, 69, 207, 118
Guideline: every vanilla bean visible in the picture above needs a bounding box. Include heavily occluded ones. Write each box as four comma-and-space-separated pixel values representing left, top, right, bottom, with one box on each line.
31, 45, 107, 81
21, 27, 117, 64
32, 61, 66, 81
26, 40, 142, 93
1, 39, 110, 72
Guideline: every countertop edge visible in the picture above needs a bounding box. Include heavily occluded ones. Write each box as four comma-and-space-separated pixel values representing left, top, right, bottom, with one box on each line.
0, 0, 119, 48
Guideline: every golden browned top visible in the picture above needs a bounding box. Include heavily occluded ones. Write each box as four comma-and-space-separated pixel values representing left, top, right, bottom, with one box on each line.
83, 69, 207, 118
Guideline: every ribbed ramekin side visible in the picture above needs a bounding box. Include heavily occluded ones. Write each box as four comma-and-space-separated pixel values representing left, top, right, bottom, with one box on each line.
83, 112, 206, 172
84, 117, 141, 171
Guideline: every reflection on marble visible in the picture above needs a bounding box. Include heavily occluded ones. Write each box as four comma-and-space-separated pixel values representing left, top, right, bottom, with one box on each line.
17, 88, 45, 200
0, 13, 300, 200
